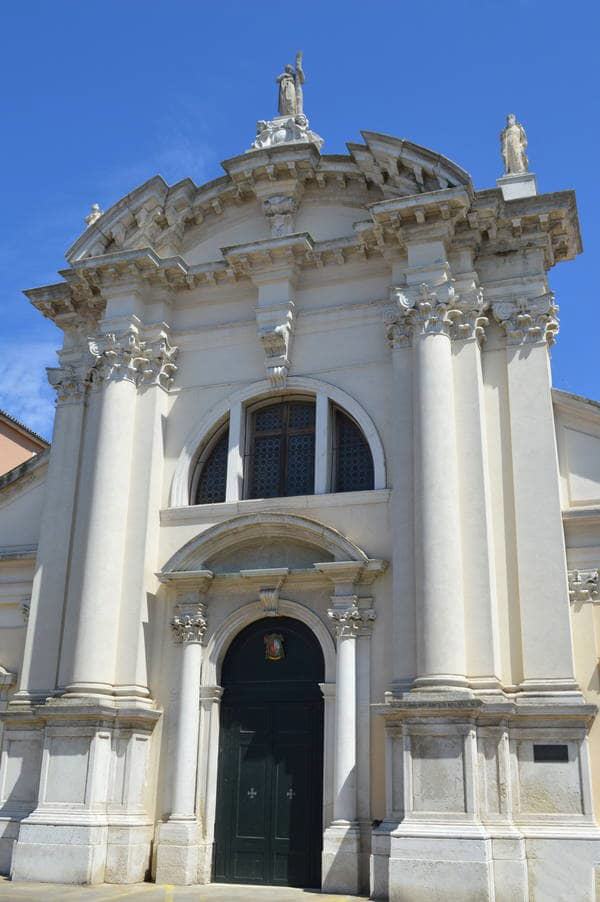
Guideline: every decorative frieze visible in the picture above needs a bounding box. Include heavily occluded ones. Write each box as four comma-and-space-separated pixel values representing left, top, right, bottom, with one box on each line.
171, 600, 208, 644
491, 292, 559, 346
568, 569, 600, 604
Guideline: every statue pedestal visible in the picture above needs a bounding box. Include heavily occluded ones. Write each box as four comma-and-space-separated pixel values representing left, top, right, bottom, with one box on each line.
496, 171, 537, 200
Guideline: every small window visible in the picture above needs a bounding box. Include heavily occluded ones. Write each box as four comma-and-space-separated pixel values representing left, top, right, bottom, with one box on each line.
194, 428, 229, 505
333, 408, 374, 493
247, 400, 315, 499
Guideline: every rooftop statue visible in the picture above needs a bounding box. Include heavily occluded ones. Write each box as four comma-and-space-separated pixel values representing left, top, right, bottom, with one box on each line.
249, 51, 323, 152
501, 113, 529, 175
277, 52, 304, 117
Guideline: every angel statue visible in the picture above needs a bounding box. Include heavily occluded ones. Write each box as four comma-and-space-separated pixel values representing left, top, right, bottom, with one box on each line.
277, 51, 304, 117
501, 113, 529, 175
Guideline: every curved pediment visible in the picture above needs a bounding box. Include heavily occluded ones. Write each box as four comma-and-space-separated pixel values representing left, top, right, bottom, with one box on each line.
65, 131, 473, 269
161, 512, 370, 575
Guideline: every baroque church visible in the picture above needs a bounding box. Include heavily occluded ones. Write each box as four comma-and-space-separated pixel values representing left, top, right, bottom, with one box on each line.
1, 55, 600, 901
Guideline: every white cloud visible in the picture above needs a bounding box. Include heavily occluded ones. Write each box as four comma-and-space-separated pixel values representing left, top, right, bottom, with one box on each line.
0, 340, 56, 440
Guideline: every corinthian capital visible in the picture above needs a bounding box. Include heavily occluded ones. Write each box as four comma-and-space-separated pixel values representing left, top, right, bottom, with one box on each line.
47, 363, 90, 403
328, 598, 376, 639
388, 270, 457, 341
492, 292, 559, 346
89, 322, 178, 389
171, 600, 207, 644
449, 276, 488, 343
568, 569, 599, 604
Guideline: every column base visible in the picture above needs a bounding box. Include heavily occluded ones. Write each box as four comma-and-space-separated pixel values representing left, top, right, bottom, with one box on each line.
155, 820, 201, 885
105, 824, 153, 883
321, 821, 361, 895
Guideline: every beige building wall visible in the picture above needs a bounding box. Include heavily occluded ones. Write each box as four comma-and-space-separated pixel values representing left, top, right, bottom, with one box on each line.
0, 415, 47, 476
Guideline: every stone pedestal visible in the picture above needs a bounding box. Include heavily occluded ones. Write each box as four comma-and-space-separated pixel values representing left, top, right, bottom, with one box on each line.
8, 697, 158, 885
496, 171, 537, 200
155, 820, 201, 886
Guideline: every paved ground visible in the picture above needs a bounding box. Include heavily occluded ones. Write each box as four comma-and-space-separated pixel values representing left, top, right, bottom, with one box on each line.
0, 878, 368, 901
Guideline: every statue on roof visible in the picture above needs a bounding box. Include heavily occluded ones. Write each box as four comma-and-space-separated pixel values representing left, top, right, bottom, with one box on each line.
248, 51, 323, 152
501, 113, 529, 175
277, 52, 304, 117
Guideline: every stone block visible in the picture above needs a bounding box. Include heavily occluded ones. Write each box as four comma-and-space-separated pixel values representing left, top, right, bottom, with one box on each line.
321, 823, 361, 895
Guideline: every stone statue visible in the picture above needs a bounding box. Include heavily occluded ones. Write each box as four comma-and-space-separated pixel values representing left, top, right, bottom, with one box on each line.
277, 51, 304, 117
248, 52, 323, 153
85, 203, 103, 227
501, 113, 528, 175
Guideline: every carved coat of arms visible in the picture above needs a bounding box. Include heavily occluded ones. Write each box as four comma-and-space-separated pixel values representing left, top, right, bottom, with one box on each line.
264, 633, 285, 662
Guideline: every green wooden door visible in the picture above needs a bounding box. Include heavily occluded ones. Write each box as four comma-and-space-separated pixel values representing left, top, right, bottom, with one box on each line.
214, 618, 324, 888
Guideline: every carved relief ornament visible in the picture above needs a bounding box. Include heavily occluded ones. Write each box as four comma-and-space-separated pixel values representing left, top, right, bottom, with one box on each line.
171, 601, 208, 644
491, 292, 559, 346
568, 569, 599, 604
256, 302, 295, 388
385, 274, 487, 347
328, 598, 376, 638
88, 324, 178, 389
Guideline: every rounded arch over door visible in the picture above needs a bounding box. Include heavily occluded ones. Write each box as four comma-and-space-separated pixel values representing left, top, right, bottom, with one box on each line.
170, 376, 387, 506
214, 616, 325, 888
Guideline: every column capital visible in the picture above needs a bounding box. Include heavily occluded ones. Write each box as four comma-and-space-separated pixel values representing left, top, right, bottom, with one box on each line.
171, 599, 207, 645
89, 318, 178, 389
386, 266, 487, 345
568, 568, 600, 604
491, 291, 559, 346
47, 361, 91, 403
328, 597, 376, 639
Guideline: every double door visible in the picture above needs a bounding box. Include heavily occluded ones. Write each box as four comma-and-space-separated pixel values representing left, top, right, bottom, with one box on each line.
214, 693, 323, 887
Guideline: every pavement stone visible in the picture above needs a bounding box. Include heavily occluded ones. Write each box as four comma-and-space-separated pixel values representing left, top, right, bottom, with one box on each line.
0, 878, 369, 902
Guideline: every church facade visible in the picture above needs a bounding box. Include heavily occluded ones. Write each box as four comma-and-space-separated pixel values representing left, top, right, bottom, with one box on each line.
1, 62, 600, 900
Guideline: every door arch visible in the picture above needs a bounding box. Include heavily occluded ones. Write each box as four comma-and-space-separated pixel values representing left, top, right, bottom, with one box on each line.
213, 616, 325, 888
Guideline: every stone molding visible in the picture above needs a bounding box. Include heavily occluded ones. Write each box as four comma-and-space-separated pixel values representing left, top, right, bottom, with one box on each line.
568, 569, 600, 604
171, 600, 208, 644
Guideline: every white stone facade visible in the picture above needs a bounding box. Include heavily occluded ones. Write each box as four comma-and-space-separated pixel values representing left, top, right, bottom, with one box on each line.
0, 103, 599, 900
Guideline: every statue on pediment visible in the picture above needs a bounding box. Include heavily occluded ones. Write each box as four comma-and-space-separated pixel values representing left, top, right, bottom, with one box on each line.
501, 113, 529, 174
277, 51, 304, 117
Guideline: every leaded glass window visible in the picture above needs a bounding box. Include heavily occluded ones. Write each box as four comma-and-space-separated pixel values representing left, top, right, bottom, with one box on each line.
194, 428, 229, 504
247, 400, 315, 499
333, 408, 374, 492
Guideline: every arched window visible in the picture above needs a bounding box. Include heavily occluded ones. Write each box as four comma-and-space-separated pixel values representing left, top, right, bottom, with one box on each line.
332, 407, 374, 492
188, 393, 379, 505
193, 427, 229, 505
246, 399, 315, 499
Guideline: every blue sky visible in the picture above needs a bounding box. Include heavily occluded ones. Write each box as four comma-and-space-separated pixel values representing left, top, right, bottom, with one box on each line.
1, 0, 598, 440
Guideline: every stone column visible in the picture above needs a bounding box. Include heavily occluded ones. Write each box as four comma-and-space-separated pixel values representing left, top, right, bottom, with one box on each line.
16, 355, 88, 699
323, 590, 375, 895
155, 588, 209, 885
391, 250, 467, 691
64, 318, 143, 696
197, 686, 223, 883
383, 303, 416, 695
491, 290, 578, 694
451, 267, 501, 690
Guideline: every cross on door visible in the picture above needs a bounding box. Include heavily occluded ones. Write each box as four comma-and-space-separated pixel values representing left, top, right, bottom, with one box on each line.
247, 787, 257, 799
286, 788, 295, 799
